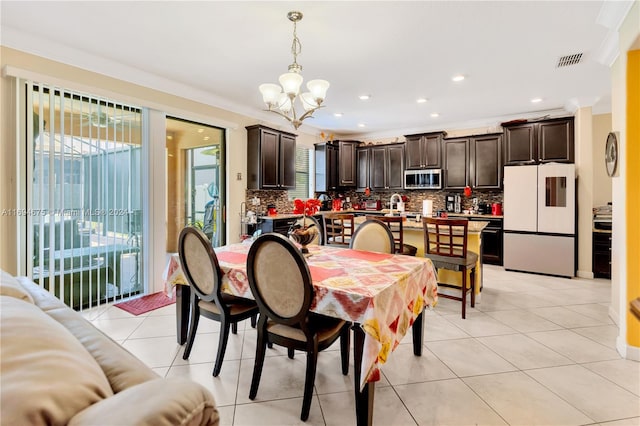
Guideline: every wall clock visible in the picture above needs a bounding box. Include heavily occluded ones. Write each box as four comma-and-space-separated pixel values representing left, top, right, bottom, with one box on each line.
605, 132, 618, 177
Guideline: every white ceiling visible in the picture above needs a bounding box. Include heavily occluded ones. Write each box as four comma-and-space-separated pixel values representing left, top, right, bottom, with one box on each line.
1, 1, 633, 138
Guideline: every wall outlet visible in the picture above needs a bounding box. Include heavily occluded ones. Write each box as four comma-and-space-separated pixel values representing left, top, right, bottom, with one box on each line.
251, 196, 260, 206
236, 172, 242, 181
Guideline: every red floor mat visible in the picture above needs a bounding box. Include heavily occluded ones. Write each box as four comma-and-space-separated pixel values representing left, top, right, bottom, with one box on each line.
114, 291, 175, 315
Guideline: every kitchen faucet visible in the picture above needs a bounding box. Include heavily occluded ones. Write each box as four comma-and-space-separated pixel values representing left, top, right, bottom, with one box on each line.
389, 193, 402, 216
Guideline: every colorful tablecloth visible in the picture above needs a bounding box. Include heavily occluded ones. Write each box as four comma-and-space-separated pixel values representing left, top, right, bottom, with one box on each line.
163, 243, 438, 388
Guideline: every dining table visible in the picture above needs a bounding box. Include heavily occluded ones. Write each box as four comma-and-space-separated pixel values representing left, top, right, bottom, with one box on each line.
163, 241, 438, 426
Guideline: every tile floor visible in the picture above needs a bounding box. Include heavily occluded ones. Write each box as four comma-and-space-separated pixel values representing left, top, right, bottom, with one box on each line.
83, 265, 640, 425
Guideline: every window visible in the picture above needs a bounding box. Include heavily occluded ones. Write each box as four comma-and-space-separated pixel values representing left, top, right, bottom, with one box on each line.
289, 146, 311, 200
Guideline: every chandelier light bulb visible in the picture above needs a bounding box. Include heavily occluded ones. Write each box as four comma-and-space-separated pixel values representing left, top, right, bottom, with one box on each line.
259, 83, 282, 106
300, 92, 317, 111
279, 72, 303, 97
307, 80, 329, 103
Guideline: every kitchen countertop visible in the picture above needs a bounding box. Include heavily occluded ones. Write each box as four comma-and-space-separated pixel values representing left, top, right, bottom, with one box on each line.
354, 215, 489, 233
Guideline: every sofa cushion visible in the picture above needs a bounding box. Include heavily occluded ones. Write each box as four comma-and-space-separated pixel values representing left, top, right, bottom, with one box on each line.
69, 378, 220, 426
0, 269, 34, 303
0, 296, 114, 426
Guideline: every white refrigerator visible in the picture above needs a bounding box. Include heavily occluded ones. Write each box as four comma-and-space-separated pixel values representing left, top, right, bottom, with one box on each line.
503, 163, 576, 277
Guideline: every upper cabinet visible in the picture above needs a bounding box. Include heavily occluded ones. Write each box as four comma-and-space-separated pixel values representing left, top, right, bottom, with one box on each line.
404, 132, 444, 169
337, 140, 359, 187
470, 134, 503, 189
370, 144, 405, 191
246, 125, 296, 190
503, 117, 574, 165
443, 137, 469, 189
314, 140, 359, 191
356, 146, 370, 192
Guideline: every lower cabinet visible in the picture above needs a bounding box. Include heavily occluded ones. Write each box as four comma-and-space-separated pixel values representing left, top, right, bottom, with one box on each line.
259, 216, 301, 236
593, 231, 612, 278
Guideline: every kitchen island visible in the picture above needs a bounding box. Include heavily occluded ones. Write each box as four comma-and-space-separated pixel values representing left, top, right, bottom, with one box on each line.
354, 215, 488, 297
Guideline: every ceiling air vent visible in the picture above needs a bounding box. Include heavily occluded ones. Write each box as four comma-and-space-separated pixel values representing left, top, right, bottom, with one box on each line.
557, 53, 583, 68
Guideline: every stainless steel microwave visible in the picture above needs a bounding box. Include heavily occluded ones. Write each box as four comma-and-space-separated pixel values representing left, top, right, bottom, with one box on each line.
404, 169, 442, 189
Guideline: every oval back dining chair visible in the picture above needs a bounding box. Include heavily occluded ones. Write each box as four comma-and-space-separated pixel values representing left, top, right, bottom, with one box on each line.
366, 215, 418, 255
246, 232, 350, 421
178, 226, 259, 376
350, 219, 395, 254
291, 215, 323, 246
422, 217, 478, 319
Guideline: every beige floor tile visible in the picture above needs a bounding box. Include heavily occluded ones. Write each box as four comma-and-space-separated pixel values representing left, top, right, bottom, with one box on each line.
441, 312, 517, 337
166, 360, 241, 407
478, 333, 574, 370
527, 329, 621, 363
233, 397, 324, 425
423, 314, 471, 341
146, 303, 177, 317
464, 371, 593, 425
565, 303, 615, 323
526, 364, 640, 422
121, 335, 180, 368
235, 356, 310, 405
172, 330, 248, 366
572, 325, 619, 348
129, 314, 178, 339
485, 309, 563, 333
427, 338, 517, 377
320, 387, 417, 426
583, 359, 640, 396
396, 378, 507, 425
598, 417, 640, 426
91, 316, 145, 340
532, 306, 609, 328
214, 405, 235, 426
381, 344, 456, 385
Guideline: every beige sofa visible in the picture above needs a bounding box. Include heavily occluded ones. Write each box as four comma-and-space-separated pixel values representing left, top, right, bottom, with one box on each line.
0, 270, 220, 426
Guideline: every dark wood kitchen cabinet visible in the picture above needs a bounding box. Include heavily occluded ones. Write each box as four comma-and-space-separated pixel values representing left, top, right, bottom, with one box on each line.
404, 132, 444, 169
247, 125, 296, 189
470, 133, 502, 189
443, 137, 469, 189
337, 140, 359, 187
315, 142, 338, 192
503, 117, 574, 165
356, 146, 370, 191
593, 231, 612, 278
370, 144, 405, 191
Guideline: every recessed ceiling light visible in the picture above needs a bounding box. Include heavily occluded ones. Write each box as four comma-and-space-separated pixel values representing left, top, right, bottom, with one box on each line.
416, 98, 428, 104
431, 113, 440, 118
197, 129, 204, 133
359, 94, 371, 100
333, 112, 343, 117
357, 123, 366, 128
203, 136, 210, 141
166, 134, 173, 140
452, 74, 465, 82
531, 97, 543, 103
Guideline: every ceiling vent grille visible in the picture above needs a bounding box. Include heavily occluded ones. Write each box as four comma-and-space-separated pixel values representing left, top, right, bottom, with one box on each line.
557, 53, 583, 68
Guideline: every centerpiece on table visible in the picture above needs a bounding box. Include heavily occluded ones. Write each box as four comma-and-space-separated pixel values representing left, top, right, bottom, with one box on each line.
289, 198, 321, 254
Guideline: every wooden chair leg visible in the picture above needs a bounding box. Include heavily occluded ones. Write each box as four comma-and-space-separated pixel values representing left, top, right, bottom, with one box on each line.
340, 324, 350, 375
232, 322, 238, 334
461, 268, 467, 319
288, 348, 295, 359
470, 268, 476, 308
212, 320, 231, 377
250, 313, 257, 328
182, 296, 200, 360
249, 323, 268, 400
301, 346, 319, 421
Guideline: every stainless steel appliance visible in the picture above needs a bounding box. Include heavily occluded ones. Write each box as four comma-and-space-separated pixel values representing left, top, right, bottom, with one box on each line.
446, 194, 461, 213
404, 169, 442, 189
503, 163, 576, 277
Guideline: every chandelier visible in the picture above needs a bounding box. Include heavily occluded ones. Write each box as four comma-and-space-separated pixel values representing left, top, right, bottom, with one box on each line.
259, 11, 329, 130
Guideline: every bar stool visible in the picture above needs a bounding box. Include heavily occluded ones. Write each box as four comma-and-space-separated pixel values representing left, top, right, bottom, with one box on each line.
366, 215, 418, 256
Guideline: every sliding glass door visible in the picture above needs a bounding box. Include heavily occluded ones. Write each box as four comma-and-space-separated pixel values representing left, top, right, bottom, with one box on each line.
28, 84, 143, 310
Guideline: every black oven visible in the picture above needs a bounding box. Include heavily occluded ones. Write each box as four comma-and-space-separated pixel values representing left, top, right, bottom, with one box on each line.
470, 216, 503, 266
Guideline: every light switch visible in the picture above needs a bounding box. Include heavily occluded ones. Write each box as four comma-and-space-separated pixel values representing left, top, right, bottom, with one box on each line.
236, 172, 242, 181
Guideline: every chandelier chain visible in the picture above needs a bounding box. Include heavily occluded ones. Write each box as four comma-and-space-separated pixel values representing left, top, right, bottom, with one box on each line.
290, 20, 302, 72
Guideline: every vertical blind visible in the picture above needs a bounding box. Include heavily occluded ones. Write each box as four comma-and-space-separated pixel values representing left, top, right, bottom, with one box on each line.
289, 146, 311, 200
28, 83, 144, 310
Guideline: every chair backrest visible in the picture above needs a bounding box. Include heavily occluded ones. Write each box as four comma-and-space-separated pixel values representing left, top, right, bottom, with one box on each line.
247, 233, 313, 325
366, 215, 404, 254
422, 217, 469, 258
178, 226, 223, 303
323, 213, 354, 246
350, 219, 395, 254
292, 215, 323, 245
